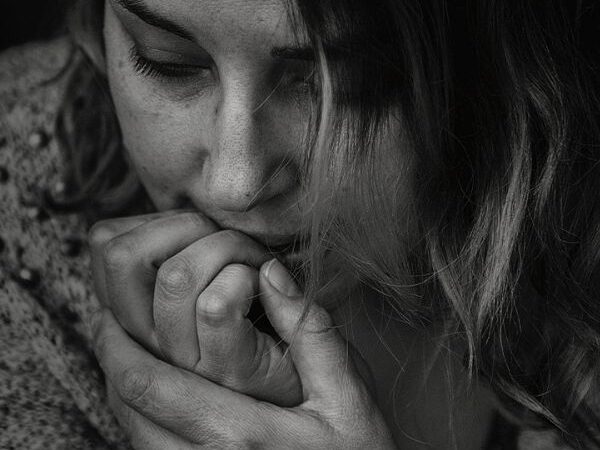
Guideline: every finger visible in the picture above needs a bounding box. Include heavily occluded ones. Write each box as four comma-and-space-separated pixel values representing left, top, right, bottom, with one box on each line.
92, 309, 278, 445
107, 382, 192, 450
194, 263, 257, 376
154, 230, 271, 368
259, 258, 362, 402
88, 209, 188, 307
194, 264, 301, 405
99, 212, 217, 352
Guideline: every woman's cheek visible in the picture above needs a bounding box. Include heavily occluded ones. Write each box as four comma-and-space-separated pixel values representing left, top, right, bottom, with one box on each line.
107, 55, 213, 207
104, 14, 213, 206
116, 101, 207, 209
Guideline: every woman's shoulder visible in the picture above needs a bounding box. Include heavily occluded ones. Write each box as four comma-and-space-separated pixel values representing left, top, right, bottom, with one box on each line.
0, 38, 129, 449
0, 36, 88, 304
0, 37, 75, 219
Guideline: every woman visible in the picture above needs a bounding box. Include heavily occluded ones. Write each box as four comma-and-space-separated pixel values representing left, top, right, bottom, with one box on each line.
0, 0, 597, 449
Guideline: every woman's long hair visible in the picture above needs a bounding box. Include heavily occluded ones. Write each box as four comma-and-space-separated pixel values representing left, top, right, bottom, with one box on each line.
293, 0, 600, 447
449, 1, 600, 446
56, 0, 600, 446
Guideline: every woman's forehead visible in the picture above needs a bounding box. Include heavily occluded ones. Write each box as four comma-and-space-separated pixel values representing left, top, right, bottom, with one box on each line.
109, 0, 303, 51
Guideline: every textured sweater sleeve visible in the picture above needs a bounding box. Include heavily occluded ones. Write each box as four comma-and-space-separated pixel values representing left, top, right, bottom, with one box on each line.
0, 37, 129, 450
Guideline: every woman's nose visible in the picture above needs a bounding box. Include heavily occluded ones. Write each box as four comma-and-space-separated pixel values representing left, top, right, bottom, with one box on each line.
203, 79, 294, 212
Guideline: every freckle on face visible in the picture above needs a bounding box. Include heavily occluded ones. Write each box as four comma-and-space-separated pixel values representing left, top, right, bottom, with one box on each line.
104, 0, 309, 242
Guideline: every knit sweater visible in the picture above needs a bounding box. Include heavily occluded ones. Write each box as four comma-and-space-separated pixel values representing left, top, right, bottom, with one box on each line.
0, 37, 571, 450
0, 37, 129, 449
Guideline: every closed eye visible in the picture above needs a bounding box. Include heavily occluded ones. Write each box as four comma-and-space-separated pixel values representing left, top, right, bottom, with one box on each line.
129, 46, 209, 80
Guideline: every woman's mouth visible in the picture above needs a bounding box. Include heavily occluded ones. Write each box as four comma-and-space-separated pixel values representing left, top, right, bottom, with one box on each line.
178, 197, 307, 267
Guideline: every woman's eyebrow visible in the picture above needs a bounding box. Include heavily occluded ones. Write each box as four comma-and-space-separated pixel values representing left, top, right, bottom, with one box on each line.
112, 0, 195, 41
113, 0, 314, 60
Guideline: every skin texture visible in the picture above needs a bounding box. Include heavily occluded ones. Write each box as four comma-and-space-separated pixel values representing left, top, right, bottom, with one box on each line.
92, 262, 396, 449
95, 0, 495, 448
89, 211, 304, 406
104, 0, 308, 241
98, 0, 395, 443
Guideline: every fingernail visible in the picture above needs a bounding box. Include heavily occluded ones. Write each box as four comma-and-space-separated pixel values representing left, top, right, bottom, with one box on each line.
262, 259, 302, 297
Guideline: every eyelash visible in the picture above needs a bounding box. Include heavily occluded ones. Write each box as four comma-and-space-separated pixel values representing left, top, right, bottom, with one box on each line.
128, 45, 318, 95
129, 46, 204, 80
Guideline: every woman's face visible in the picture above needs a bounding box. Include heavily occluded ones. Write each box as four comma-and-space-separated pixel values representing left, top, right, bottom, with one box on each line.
104, 0, 314, 252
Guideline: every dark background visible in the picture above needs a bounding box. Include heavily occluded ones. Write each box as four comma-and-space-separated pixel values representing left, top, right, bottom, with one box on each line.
0, 0, 68, 51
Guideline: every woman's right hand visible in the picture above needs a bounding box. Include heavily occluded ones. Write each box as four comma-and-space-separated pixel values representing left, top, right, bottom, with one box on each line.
91, 260, 397, 449
88, 210, 302, 406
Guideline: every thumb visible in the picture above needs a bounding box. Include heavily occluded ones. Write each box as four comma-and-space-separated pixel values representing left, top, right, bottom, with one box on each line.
259, 258, 359, 401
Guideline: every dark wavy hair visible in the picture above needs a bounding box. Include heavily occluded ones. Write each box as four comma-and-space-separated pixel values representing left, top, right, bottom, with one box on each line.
448, 1, 600, 446
54, 0, 600, 446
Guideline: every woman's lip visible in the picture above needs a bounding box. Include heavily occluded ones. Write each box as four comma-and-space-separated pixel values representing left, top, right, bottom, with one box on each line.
178, 197, 305, 249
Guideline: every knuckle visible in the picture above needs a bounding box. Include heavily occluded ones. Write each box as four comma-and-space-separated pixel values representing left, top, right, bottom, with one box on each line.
156, 256, 196, 298
304, 306, 335, 335
118, 365, 157, 407
197, 289, 229, 320
102, 236, 136, 271
88, 221, 118, 249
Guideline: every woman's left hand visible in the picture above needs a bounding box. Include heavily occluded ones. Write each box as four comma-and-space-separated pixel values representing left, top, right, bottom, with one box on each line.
92, 258, 396, 449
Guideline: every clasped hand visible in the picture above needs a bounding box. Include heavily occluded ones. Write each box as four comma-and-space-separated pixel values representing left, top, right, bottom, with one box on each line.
89, 210, 396, 449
